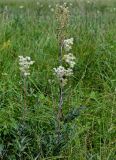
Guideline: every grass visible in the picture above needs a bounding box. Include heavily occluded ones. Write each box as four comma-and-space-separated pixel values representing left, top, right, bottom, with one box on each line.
0, 0, 116, 159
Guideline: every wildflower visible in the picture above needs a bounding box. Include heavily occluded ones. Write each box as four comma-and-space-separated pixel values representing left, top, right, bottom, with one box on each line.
53, 66, 66, 79
63, 53, 76, 68
19, 56, 34, 77
63, 38, 74, 51
53, 66, 73, 87
53, 66, 67, 86
56, 3, 69, 30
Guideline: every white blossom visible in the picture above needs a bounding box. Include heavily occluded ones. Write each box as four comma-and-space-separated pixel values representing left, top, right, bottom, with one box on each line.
63, 38, 74, 51
63, 53, 76, 68
53, 66, 68, 86
53, 36, 76, 86
53, 66, 66, 79
53, 66, 73, 87
19, 56, 34, 77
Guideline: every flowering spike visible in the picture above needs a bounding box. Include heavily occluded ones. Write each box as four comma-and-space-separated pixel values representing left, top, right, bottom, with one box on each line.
19, 56, 34, 77
63, 38, 74, 51
63, 53, 76, 68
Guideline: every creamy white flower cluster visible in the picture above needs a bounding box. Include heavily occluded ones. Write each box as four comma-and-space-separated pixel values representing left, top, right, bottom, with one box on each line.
63, 53, 76, 68
63, 38, 73, 51
19, 56, 34, 77
53, 38, 76, 87
53, 66, 73, 87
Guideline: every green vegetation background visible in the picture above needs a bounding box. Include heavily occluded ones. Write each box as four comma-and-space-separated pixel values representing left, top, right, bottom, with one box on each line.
0, 0, 116, 159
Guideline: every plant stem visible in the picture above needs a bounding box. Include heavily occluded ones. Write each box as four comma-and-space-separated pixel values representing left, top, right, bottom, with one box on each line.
59, 42, 63, 65
23, 77, 27, 117
57, 42, 64, 141
58, 42, 63, 119
58, 86, 63, 120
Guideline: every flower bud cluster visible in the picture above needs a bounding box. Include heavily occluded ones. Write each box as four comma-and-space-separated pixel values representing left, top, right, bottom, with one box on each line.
19, 56, 34, 77
56, 3, 69, 30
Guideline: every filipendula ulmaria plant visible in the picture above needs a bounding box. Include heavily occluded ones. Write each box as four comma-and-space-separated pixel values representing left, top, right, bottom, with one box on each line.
53, 3, 76, 140
19, 56, 34, 117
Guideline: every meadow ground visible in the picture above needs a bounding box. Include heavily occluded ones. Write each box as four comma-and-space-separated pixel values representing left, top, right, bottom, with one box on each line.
0, 0, 116, 159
